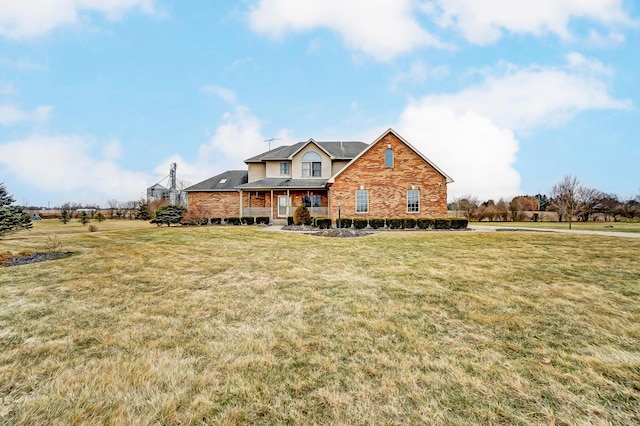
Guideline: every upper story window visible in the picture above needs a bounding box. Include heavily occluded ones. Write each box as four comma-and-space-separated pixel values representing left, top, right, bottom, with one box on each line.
280, 162, 290, 175
302, 152, 322, 177
385, 147, 394, 167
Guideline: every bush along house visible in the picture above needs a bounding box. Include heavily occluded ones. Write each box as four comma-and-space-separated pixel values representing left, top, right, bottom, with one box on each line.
184, 128, 454, 226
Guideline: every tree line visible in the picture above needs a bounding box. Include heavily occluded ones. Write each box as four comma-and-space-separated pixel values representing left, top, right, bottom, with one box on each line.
449, 175, 640, 225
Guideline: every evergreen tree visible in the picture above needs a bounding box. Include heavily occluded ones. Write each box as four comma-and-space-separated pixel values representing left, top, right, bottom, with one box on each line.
79, 211, 90, 226
293, 204, 311, 225
0, 183, 32, 237
95, 212, 106, 222
137, 203, 151, 220
152, 205, 186, 226
60, 209, 70, 224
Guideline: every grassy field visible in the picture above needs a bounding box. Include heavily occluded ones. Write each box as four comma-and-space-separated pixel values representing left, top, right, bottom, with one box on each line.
1, 220, 639, 425
472, 220, 640, 233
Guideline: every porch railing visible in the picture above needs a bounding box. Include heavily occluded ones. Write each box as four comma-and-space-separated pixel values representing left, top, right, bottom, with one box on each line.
240, 207, 329, 218
241, 207, 271, 217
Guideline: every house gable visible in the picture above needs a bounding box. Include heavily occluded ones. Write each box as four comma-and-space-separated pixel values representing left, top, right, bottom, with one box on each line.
327, 129, 451, 219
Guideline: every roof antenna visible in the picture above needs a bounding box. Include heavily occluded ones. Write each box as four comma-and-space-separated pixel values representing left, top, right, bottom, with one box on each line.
264, 137, 281, 150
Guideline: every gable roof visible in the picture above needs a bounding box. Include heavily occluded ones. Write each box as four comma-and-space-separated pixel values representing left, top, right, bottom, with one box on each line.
327, 128, 454, 184
244, 140, 367, 163
184, 170, 248, 192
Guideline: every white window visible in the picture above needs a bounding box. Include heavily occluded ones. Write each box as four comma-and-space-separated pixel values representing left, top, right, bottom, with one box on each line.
407, 189, 419, 213
356, 190, 369, 213
302, 152, 322, 177
280, 162, 290, 175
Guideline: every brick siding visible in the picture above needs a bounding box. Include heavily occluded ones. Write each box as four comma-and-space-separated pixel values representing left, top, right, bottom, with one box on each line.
329, 132, 448, 220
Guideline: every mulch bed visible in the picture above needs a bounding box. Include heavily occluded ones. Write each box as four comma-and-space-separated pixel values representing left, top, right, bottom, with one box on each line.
282, 225, 371, 237
2, 252, 74, 267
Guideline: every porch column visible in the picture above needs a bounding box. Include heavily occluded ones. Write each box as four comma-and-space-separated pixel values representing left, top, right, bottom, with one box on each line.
239, 190, 243, 217
286, 189, 290, 217
270, 190, 274, 221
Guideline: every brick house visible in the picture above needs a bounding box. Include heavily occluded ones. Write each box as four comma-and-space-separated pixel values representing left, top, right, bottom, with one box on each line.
184, 128, 453, 222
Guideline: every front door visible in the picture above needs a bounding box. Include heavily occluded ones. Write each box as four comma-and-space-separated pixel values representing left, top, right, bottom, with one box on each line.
278, 195, 289, 217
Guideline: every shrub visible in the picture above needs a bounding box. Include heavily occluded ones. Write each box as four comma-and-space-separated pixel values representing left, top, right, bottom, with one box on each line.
95, 212, 106, 223
210, 218, 222, 225
353, 218, 368, 229
241, 217, 255, 225
88, 224, 99, 232
417, 218, 433, 229
386, 218, 403, 229
403, 218, 416, 229
255, 216, 270, 225
369, 218, 385, 229
287, 216, 294, 226
450, 218, 469, 229
45, 235, 62, 253
315, 218, 332, 229
293, 205, 311, 225
225, 217, 241, 226
434, 218, 452, 229
336, 218, 352, 228
17, 248, 35, 256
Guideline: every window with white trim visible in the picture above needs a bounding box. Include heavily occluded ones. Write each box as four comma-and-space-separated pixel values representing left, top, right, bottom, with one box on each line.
280, 162, 290, 175
356, 190, 369, 213
407, 189, 420, 213
302, 152, 322, 177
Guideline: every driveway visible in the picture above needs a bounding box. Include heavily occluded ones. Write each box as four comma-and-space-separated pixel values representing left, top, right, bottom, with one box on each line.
469, 225, 640, 239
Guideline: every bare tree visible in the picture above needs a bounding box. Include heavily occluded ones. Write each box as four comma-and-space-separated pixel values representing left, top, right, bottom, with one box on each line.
577, 187, 602, 222
452, 194, 479, 220
550, 175, 581, 229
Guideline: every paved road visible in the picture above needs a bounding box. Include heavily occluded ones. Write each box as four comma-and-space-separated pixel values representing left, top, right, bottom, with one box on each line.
469, 225, 640, 239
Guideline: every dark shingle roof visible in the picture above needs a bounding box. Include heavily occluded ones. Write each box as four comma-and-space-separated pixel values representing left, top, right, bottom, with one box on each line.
244, 141, 367, 163
236, 178, 327, 190
184, 170, 248, 192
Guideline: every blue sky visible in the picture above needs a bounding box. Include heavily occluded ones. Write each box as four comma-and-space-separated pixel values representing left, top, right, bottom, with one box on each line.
0, 0, 638, 206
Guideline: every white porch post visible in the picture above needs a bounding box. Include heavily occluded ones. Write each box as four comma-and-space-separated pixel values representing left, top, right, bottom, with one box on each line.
270, 190, 274, 221
287, 189, 290, 217
239, 190, 243, 217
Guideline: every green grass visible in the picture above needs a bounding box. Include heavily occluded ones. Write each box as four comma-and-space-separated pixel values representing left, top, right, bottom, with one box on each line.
1, 220, 639, 424
472, 220, 640, 233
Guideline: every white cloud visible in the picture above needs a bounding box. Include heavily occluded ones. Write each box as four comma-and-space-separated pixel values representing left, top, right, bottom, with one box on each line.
0, 0, 156, 39
397, 105, 520, 201
248, 0, 444, 61
200, 85, 238, 104
0, 135, 150, 204
413, 55, 631, 133
101, 139, 123, 160
393, 53, 632, 200
0, 104, 53, 126
390, 61, 448, 92
423, 0, 634, 44
198, 105, 294, 170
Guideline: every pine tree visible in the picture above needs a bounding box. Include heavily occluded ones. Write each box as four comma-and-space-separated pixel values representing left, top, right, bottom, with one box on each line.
0, 183, 32, 237
152, 205, 186, 226
60, 209, 70, 224
137, 203, 151, 220
79, 211, 90, 226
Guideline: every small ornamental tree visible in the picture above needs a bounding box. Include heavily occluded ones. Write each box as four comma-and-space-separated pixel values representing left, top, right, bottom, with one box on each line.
60, 209, 70, 224
293, 204, 311, 225
152, 205, 186, 226
0, 183, 32, 238
136, 203, 151, 220
95, 212, 106, 222
79, 211, 90, 226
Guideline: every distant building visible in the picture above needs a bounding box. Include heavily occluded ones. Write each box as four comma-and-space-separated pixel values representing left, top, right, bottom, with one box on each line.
147, 163, 187, 206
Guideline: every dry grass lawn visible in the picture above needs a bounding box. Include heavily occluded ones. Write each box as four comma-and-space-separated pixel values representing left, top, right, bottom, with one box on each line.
1, 220, 639, 425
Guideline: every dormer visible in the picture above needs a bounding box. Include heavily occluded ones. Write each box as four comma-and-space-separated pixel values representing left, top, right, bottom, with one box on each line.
291, 140, 332, 179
